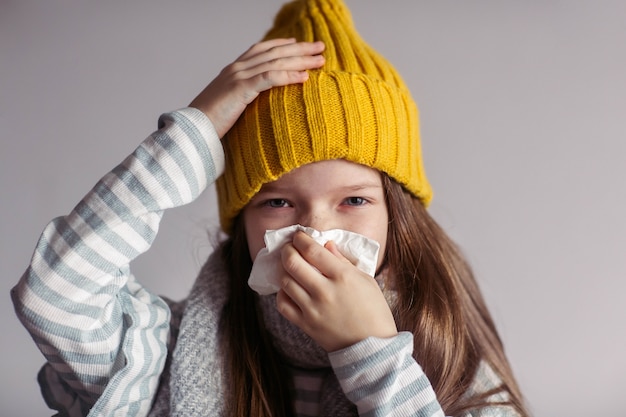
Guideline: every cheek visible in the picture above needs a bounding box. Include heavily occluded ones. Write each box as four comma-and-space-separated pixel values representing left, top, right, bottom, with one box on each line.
347, 213, 388, 269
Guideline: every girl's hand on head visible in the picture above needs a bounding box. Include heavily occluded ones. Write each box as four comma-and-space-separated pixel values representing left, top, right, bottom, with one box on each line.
277, 231, 398, 352
189, 38, 325, 139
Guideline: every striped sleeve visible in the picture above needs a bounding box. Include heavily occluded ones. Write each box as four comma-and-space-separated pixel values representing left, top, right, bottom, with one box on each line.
11, 108, 224, 417
460, 362, 521, 417
329, 331, 445, 417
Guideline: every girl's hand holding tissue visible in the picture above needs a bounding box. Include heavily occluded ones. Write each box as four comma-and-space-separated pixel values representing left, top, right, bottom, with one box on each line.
277, 231, 398, 352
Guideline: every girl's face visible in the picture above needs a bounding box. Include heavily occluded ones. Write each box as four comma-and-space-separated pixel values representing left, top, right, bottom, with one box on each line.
243, 159, 388, 269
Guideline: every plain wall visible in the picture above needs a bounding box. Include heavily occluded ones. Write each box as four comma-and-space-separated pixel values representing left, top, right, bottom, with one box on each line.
1, 1, 625, 415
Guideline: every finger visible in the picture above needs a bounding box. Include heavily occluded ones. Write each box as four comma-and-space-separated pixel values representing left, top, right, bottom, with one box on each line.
292, 232, 350, 280
228, 54, 324, 104
223, 69, 303, 107
237, 38, 297, 60
245, 54, 325, 78
236, 66, 316, 100
278, 267, 312, 309
324, 240, 352, 264
243, 51, 325, 87
275, 288, 303, 325
281, 240, 328, 298
238, 40, 325, 72
247, 40, 325, 66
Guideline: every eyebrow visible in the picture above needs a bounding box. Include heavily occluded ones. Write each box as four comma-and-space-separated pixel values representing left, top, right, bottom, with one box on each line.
257, 182, 382, 193
335, 183, 383, 191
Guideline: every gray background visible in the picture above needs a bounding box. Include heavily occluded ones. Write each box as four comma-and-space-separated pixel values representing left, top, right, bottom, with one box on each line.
1, 1, 625, 416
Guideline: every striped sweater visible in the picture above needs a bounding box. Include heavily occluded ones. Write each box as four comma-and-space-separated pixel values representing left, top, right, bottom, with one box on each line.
11, 108, 517, 417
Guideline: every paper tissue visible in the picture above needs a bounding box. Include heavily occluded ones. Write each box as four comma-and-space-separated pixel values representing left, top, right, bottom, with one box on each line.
248, 224, 381, 295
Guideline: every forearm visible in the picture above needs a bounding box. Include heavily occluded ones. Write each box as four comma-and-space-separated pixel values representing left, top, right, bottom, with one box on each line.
11, 107, 223, 408
329, 332, 445, 417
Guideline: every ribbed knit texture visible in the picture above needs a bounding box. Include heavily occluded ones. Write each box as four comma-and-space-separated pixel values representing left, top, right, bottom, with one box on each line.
217, 0, 432, 233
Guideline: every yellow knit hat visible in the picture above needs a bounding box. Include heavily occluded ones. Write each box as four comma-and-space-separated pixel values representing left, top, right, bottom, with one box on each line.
216, 0, 432, 233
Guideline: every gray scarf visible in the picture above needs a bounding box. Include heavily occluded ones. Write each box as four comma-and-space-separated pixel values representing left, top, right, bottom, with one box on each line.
148, 250, 356, 416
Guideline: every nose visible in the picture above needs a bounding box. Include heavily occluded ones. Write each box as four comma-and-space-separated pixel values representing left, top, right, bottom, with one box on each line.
297, 207, 333, 231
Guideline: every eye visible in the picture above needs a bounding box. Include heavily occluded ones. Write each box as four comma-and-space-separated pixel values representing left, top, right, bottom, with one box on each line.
344, 197, 367, 206
265, 198, 290, 208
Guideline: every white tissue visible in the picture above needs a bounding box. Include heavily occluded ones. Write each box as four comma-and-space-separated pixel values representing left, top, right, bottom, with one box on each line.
248, 224, 381, 295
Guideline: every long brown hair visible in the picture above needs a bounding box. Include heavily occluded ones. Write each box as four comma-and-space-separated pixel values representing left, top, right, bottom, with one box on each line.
220, 173, 529, 416
220, 215, 295, 417
382, 174, 528, 415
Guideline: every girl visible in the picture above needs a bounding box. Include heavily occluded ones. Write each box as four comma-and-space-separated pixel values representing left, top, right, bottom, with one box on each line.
12, 0, 529, 416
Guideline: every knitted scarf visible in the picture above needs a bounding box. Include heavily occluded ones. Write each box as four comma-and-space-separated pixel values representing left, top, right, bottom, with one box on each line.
148, 250, 356, 416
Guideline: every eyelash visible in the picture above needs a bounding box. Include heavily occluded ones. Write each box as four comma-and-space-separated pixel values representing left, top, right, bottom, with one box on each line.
264, 199, 291, 208
261, 197, 369, 208
343, 196, 367, 206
